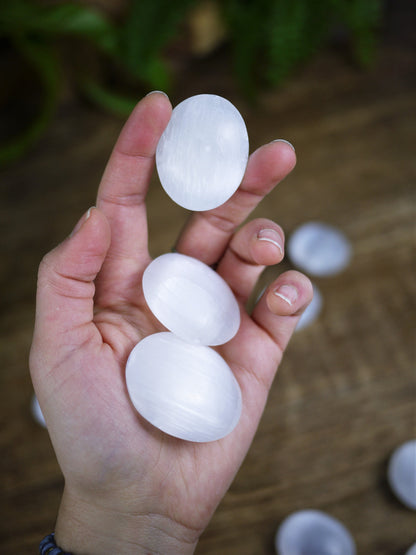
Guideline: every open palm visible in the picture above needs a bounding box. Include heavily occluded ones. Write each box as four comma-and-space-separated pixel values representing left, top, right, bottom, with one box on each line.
30, 92, 312, 554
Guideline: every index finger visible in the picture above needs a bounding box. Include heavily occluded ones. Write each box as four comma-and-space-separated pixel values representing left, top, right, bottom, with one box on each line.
95, 92, 172, 303
174, 140, 296, 265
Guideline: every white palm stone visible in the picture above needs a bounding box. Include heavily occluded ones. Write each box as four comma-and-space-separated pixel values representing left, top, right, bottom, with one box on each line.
275, 510, 356, 555
156, 94, 249, 211
295, 284, 322, 331
125, 332, 242, 442
287, 221, 352, 277
142, 253, 240, 345
387, 439, 416, 510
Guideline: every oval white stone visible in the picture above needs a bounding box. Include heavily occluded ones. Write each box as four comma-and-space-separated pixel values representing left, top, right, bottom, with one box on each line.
156, 94, 249, 211
275, 510, 356, 555
125, 332, 242, 442
388, 439, 416, 510
287, 221, 352, 277
142, 253, 240, 346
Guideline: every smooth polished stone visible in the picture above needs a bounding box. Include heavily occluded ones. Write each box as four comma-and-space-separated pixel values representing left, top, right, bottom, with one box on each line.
156, 94, 249, 211
142, 253, 240, 346
388, 439, 416, 510
125, 332, 242, 442
31, 394, 46, 428
295, 283, 322, 331
287, 221, 352, 276
275, 510, 356, 555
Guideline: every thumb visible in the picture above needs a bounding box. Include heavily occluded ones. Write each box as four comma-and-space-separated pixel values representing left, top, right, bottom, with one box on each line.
30, 207, 111, 372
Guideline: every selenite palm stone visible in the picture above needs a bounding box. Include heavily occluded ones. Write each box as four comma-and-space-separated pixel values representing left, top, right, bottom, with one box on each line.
287, 221, 352, 277
275, 510, 356, 555
156, 94, 249, 211
125, 332, 242, 442
142, 253, 240, 346
388, 440, 416, 510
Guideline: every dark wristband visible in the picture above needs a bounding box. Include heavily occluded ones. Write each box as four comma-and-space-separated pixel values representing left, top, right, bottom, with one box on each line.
39, 533, 73, 555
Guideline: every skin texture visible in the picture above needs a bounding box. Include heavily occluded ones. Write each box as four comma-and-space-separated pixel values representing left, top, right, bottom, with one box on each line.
30, 92, 313, 554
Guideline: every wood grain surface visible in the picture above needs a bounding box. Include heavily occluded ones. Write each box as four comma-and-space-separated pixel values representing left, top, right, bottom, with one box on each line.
1, 1, 414, 553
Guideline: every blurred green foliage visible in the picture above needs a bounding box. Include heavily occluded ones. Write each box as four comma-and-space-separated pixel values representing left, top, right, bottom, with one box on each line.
223, 0, 382, 96
0, 0, 382, 165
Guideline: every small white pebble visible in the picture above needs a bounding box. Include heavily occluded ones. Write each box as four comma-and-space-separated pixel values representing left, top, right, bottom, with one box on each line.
287, 221, 352, 277
295, 284, 322, 331
388, 439, 416, 510
31, 394, 46, 428
275, 509, 356, 555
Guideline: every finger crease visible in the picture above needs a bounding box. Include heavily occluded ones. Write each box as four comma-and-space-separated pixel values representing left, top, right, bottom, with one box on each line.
200, 211, 238, 234
115, 148, 154, 162
237, 186, 265, 202
228, 246, 263, 268
251, 315, 286, 360
99, 191, 147, 208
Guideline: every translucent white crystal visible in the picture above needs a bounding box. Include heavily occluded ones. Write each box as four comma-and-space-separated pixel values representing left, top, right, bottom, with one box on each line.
287, 222, 352, 276
388, 439, 416, 510
125, 332, 242, 442
275, 510, 356, 555
295, 284, 322, 331
156, 94, 249, 211
142, 253, 240, 345
31, 394, 46, 428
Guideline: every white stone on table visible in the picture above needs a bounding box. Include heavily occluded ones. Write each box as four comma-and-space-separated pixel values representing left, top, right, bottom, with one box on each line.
156, 94, 249, 211
388, 439, 416, 510
125, 332, 242, 442
275, 510, 356, 555
287, 221, 352, 277
142, 253, 240, 346
295, 283, 322, 331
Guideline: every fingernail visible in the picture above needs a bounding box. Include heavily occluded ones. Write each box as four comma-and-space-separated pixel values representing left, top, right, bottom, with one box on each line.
146, 90, 168, 98
274, 284, 298, 306
70, 206, 94, 237
257, 228, 283, 255
272, 139, 295, 152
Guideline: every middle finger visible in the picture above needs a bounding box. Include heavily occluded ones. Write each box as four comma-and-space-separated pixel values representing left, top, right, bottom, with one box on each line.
174, 140, 295, 266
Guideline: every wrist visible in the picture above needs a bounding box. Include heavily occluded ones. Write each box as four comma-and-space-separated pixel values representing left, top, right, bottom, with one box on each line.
55, 486, 199, 555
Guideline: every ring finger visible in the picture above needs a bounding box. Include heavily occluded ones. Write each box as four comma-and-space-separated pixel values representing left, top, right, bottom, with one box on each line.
175, 140, 296, 266
216, 218, 285, 303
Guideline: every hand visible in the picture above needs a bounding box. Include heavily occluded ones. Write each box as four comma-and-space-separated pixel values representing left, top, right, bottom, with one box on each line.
30, 92, 312, 554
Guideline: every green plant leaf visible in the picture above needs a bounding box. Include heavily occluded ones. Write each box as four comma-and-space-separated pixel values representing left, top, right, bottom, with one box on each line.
266, 0, 310, 86
333, 0, 382, 66
81, 78, 137, 118
0, 1, 118, 55
0, 38, 60, 166
118, 0, 195, 85
222, 0, 268, 97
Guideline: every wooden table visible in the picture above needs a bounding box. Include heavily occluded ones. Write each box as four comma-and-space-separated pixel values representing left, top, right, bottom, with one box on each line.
1, 2, 414, 553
